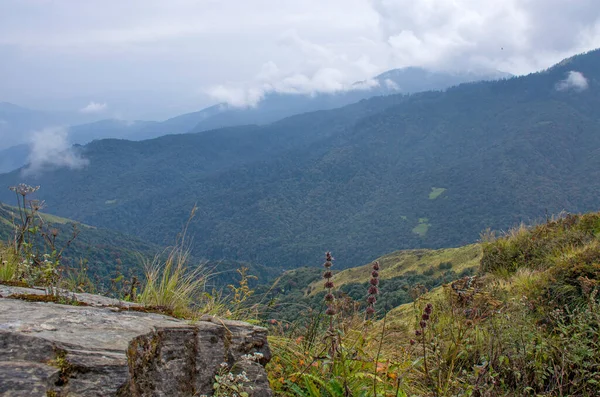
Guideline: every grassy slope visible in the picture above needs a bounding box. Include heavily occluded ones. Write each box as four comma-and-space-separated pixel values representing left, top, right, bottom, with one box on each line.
308, 244, 481, 295
268, 212, 600, 396
0, 202, 86, 225
384, 211, 600, 350
255, 244, 480, 323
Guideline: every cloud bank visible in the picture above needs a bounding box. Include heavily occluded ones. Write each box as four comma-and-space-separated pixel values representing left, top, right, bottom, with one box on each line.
0, 0, 599, 112
205, 0, 600, 107
23, 127, 89, 176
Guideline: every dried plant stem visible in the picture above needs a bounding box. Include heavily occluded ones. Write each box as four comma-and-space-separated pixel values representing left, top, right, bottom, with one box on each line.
373, 312, 387, 396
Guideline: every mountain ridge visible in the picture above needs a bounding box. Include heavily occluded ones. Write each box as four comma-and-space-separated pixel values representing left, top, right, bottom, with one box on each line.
0, 49, 598, 270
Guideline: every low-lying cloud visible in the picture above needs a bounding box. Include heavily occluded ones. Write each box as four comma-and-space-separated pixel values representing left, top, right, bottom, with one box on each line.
556, 71, 589, 92
207, 69, 380, 108
23, 127, 89, 176
79, 101, 107, 113
206, 41, 383, 108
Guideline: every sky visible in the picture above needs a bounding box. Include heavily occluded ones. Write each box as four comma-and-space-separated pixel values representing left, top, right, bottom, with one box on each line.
1, 0, 600, 120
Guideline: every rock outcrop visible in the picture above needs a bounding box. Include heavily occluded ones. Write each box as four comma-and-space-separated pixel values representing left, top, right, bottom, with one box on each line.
0, 286, 272, 397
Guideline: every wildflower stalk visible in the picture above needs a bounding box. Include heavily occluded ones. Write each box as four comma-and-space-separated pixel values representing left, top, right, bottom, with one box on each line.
414, 302, 434, 391
366, 260, 380, 320
323, 251, 337, 357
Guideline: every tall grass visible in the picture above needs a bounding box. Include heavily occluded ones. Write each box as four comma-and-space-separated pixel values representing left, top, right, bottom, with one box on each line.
138, 207, 207, 318
138, 243, 206, 318
0, 243, 18, 282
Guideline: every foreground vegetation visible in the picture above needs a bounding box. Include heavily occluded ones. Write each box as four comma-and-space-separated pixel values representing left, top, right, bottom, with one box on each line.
265, 213, 600, 396
1, 184, 599, 395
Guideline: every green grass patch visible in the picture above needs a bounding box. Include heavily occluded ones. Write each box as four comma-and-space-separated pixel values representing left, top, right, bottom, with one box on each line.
429, 187, 446, 200
412, 222, 430, 236
412, 218, 431, 236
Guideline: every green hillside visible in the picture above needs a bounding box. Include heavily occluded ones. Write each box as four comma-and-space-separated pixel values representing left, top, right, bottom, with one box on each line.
1, 50, 600, 271
307, 244, 480, 295
252, 244, 480, 322
0, 202, 160, 284
0, 201, 280, 288
267, 212, 600, 396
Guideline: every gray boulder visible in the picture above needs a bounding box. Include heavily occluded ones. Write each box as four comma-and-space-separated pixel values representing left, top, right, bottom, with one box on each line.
0, 288, 272, 396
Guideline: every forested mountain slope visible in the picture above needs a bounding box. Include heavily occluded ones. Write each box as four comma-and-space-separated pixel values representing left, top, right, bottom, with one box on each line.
0, 50, 598, 270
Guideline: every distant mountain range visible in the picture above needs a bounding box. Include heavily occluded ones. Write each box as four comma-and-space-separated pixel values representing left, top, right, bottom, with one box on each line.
0, 101, 112, 148
0, 67, 509, 172
0, 49, 596, 271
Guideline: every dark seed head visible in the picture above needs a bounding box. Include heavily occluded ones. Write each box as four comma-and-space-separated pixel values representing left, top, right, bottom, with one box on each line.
323, 271, 333, 279
368, 286, 379, 295
325, 307, 336, 316
369, 278, 379, 286
324, 293, 334, 302
367, 295, 377, 304
422, 313, 430, 321
372, 261, 380, 271
419, 320, 427, 329
371, 270, 379, 278
366, 306, 375, 315
324, 281, 334, 289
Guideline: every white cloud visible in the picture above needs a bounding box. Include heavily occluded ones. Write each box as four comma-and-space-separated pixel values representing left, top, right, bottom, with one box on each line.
556, 71, 589, 92
206, 65, 379, 107
384, 78, 399, 90
23, 127, 89, 175
205, 29, 389, 107
352, 78, 381, 91
79, 101, 107, 113
206, 85, 265, 108
369, 0, 600, 73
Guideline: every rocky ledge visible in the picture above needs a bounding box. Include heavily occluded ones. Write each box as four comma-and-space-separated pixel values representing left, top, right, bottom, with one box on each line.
0, 286, 272, 396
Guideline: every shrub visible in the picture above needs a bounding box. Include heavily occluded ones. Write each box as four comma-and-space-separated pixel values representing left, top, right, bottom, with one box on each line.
438, 261, 453, 270
423, 267, 435, 276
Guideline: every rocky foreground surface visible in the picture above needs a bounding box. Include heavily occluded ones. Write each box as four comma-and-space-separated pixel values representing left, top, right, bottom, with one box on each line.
0, 286, 272, 396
